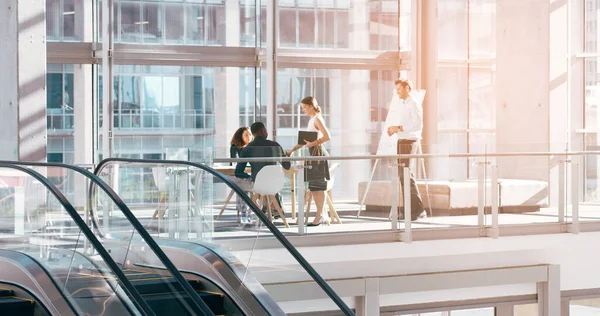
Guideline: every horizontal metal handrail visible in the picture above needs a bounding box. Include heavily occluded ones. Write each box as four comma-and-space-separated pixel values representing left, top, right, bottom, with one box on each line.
212, 150, 600, 163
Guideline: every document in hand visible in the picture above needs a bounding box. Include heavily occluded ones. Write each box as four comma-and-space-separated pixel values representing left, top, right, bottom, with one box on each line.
297, 131, 318, 145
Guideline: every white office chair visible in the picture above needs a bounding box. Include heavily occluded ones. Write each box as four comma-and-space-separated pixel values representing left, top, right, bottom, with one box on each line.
248, 164, 289, 228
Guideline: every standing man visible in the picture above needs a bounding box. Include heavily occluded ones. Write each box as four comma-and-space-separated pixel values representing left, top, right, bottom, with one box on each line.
387, 78, 427, 221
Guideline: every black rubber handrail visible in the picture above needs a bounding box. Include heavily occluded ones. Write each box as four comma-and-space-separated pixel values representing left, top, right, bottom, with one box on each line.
0, 161, 214, 316
95, 158, 356, 316
0, 162, 155, 316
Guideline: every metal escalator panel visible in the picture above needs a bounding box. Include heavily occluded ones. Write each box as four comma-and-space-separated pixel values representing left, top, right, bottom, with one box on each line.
95, 158, 355, 316
0, 165, 146, 316
3, 161, 215, 316
155, 239, 281, 315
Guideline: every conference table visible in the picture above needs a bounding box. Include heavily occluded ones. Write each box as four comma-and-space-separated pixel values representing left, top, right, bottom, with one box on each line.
212, 164, 299, 219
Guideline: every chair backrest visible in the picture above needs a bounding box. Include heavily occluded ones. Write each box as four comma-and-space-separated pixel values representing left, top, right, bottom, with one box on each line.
326, 162, 339, 191
250, 164, 285, 195
152, 167, 167, 192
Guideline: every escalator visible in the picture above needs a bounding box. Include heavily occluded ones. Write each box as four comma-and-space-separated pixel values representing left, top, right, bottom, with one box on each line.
65, 268, 227, 315
0, 163, 152, 316
94, 158, 356, 316
0, 287, 35, 315
1, 159, 354, 315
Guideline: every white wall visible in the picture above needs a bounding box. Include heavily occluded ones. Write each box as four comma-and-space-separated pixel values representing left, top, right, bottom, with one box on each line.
242, 232, 600, 307
495, 0, 550, 181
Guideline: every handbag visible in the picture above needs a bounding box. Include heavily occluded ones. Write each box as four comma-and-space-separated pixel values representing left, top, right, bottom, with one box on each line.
304, 145, 330, 183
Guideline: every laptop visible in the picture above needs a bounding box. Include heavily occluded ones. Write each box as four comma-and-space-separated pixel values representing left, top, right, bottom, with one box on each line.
297, 131, 318, 145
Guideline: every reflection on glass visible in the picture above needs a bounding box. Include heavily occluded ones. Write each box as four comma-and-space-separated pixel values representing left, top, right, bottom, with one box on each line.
438, 65, 468, 130
468, 132, 496, 177
468, 67, 496, 129
436, 133, 468, 181
46, 0, 81, 41
438, 0, 468, 59
0, 167, 137, 315
584, 54, 600, 202
115, 2, 228, 45
469, 0, 496, 59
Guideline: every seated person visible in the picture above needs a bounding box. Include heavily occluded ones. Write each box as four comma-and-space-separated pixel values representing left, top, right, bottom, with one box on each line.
230, 126, 252, 165
228, 127, 252, 222
235, 122, 290, 217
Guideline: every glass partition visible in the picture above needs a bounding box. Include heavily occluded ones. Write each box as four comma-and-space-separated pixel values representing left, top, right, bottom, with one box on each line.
0, 165, 142, 315
95, 158, 355, 315
6, 162, 215, 316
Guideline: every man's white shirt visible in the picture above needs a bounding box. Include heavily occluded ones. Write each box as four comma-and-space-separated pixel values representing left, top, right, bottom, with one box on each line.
395, 93, 423, 140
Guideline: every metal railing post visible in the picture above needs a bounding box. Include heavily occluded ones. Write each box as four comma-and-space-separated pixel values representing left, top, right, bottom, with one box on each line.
477, 162, 486, 233
559, 160, 566, 223
570, 162, 580, 234
390, 159, 399, 232
489, 165, 499, 239
403, 166, 412, 243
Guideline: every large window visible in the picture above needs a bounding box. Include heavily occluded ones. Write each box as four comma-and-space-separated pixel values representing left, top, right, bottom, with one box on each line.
47, 0, 409, 175
115, 1, 225, 45
278, 0, 401, 50
47, 64, 75, 164
584, 0, 600, 202
47, 0, 84, 41
437, 0, 496, 180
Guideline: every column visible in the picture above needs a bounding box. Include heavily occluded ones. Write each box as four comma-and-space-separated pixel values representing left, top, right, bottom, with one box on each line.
548, 0, 570, 208
419, 0, 438, 176
0, 0, 47, 162
214, 0, 241, 157
73, 0, 93, 208
569, 0, 585, 204
337, 0, 370, 197
495, 0, 549, 180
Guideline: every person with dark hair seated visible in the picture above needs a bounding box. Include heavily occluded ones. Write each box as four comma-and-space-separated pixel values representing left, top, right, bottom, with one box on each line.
230, 126, 252, 165
227, 126, 253, 222
235, 122, 290, 218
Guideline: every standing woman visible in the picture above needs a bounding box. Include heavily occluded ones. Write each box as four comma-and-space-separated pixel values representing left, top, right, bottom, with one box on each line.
288, 96, 331, 226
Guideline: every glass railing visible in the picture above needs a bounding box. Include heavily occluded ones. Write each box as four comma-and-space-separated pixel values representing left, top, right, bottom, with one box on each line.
0, 162, 151, 316
94, 145, 591, 242
0, 161, 215, 316
94, 158, 356, 315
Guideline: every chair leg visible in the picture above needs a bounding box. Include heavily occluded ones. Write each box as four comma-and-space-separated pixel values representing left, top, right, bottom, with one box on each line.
263, 195, 274, 223
326, 192, 341, 224
216, 189, 235, 220
269, 195, 289, 228
304, 191, 312, 225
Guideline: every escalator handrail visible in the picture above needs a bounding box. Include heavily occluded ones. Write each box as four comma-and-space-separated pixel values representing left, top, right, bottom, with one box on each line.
0, 162, 156, 316
0, 161, 214, 316
95, 157, 356, 316
0, 249, 78, 315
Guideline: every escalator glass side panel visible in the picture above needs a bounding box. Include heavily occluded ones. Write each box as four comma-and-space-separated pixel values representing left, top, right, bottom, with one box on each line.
4, 162, 214, 316
0, 166, 141, 316
95, 158, 355, 316
156, 238, 280, 315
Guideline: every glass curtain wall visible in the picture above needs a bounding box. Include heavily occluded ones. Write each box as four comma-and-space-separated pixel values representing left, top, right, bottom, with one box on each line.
436, 0, 496, 180
584, 0, 600, 202
47, 0, 407, 204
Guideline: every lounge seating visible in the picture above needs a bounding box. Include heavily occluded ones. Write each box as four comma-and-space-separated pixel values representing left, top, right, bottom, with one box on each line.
358, 179, 548, 216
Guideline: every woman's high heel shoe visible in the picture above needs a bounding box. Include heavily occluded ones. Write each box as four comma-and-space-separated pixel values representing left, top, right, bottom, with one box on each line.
308, 217, 330, 227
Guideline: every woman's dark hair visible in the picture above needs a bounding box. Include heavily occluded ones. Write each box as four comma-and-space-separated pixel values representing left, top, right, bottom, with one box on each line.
230, 126, 250, 148
301, 96, 322, 114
